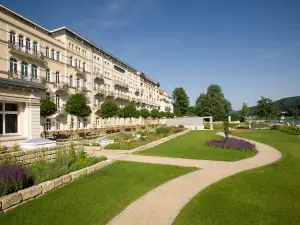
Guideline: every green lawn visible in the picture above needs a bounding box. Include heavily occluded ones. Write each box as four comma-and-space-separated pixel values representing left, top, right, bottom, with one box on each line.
138, 131, 256, 161
0, 161, 196, 225
173, 130, 300, 225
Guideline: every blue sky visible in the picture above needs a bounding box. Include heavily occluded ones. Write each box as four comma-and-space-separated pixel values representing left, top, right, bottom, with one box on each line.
3, 0, 300, 110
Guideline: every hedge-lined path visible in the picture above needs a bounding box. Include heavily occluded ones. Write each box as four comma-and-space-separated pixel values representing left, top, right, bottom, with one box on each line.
91, 134, 282, 225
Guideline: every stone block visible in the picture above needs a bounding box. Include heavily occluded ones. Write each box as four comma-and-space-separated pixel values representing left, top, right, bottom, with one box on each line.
18, 185, 42, 201
60, 174, 71, 184
40, 181, 55, 193
70, 171, 82, 180
53, 178, 63, 188
0, 193, 22, 210
87, 166, 95, 174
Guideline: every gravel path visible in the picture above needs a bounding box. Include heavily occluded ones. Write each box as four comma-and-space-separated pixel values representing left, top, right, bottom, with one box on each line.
91, 134, 282, 225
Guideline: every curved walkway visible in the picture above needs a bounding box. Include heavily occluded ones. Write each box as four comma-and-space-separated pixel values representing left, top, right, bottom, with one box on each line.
93, 135, 282, 225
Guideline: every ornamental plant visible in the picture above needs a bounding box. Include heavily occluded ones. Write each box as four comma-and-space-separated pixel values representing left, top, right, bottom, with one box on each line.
205, 137, 256, 151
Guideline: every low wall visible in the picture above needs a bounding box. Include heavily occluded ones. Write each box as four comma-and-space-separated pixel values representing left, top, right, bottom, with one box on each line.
0, 159, 113, 212
100, 129, 190, 154
0, 147, 58, 165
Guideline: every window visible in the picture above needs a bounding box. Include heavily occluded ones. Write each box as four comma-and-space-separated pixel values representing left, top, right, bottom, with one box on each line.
83, 62, 85, 71
55, 94, 60, 108
45, 119, 51, 131
76, 77, 80, 88
9, 31, 15, 45
78, 60, 81, 68
77, 118, 81, 129
70, 118, 74, 129
69, 43, 71, 49
0, 102, 18, 135
70, 56, 73, 66
9, 58, 17, 74
21, 61, 28, 77
56, 51, 60, 61
69, 75, 73, 87
56, 119, 60, 130
75, 59, 77, 67
51, 49, 55, 59
46, 69, 50, 82
46, 47, 49, 57
33, 42, 38, 53
55, 72, 60, 84
46, 93, 51, 100
18, 35, 23, 47
31, 64, 37, 79
83, 119, 87, 128
96, 118, 100, 127
25, 38, 31, 51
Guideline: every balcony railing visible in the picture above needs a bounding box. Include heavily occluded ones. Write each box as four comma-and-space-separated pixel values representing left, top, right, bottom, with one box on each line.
76, 86, 88, 93
8, 71, 42, 84
114, 80, 129, 88
115, 93, 130, 101
106, 90, 115, 97
94, 72, 104, 80
54, 82, 69, 91
8, 42, 44, 62
94, 87, 106, 95
75, 67, 87, 76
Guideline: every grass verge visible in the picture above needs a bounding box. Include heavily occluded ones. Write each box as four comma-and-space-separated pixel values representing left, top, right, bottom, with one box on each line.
0, 161, 196, 225
173, 130, 300, 225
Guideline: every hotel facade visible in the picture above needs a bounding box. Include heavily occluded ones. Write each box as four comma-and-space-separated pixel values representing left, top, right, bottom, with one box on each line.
0, 5, 166, 146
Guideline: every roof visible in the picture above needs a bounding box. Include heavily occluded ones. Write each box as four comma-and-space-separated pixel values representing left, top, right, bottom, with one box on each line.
0, 77, 46, 90
159, 89, 166, 94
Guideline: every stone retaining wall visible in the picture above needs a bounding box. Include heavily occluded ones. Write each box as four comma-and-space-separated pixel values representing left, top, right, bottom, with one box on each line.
0, 159, 113, 212
100, 129, 190, 154
0, 147, 58, 165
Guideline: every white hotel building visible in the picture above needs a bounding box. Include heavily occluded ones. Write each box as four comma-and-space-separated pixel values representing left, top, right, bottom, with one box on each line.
0, 5, 163, 146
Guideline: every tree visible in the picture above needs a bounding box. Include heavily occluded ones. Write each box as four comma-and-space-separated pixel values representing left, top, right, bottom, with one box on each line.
97, 101, 119, 118
160, 111, 166, 118
256, 96, 277, 120
140, 109, 150, 119
65, 93, 91, 117
165, 106, 172, 113
195, 84, 231, 121
172, 87, 189, 117
187, 106, 196, 116
122, 104, 138, 118
40, 99, 57, 138
241, 102, 249, 120
150, 109, 160, 118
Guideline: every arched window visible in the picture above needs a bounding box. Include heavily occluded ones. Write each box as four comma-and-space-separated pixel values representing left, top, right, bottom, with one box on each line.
25, 38, 31, 51
51, 49, 55, 59
69, 56, 73, 66
9, 31, 15, 45
31, 64, 37, 79
56, 51, 60, 61
69, 75, 73, 87
56, 119, 61, 130
55, 72, 60, 84
45, 92, 51, 100
9, 58, 17, 74
21, 61, 28, 77
33, 41, 38, 53
55, 94, 60, 108
46, 69, 50, 82
83, 119, 87, 128
46, 47, 49, 57
18, 35, 23, 47
46, 119, 51, 131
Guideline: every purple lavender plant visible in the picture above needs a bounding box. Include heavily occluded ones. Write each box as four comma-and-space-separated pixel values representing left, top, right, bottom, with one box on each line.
205, 137, 256, 151
0, 164, 28, 196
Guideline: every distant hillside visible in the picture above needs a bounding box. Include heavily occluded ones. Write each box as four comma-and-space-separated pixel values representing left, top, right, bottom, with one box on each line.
238, 96, 300, 116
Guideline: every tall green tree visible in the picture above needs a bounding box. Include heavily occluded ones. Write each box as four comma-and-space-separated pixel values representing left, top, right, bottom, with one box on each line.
65, 93, 91, 118
256, 96, 277, 120
172, 87, 190, 117
40, 99, 57, 138
195, 84, 231, 121
96, 101, 119, 118
241, 102, 249, 119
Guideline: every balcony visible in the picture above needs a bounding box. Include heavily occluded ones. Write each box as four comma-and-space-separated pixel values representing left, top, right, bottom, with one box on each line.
54, 82, 69, 92
106, 90, 115, 97
8, 71, 42, 84
114, 80, 129, 89
76, 86, 88, 93
75, 67, 87, 77
116, 93, 130, 101
94, 72, 104, 81
8, 42, 45, 62
94, 87, 106, 96
135, 88, 140, 93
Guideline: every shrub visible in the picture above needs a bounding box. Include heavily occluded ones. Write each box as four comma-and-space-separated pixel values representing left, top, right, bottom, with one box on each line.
178, 125, 185, 128
0, 144, 8, 154
105, 143, 122, 150
11, 143, 21, 152
205, 137, 256, 151
0, 164, 29, 197
278, 125, 300, 135
155, 127, 171, 134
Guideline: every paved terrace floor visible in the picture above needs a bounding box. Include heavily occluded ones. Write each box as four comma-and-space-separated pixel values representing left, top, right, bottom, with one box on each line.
89, 134, 282, 225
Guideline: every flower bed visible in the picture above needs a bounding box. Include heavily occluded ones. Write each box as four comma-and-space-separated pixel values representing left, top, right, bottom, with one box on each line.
104, 126, 185, 150
0, 145, 106, 197
205, 137, 256, 151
